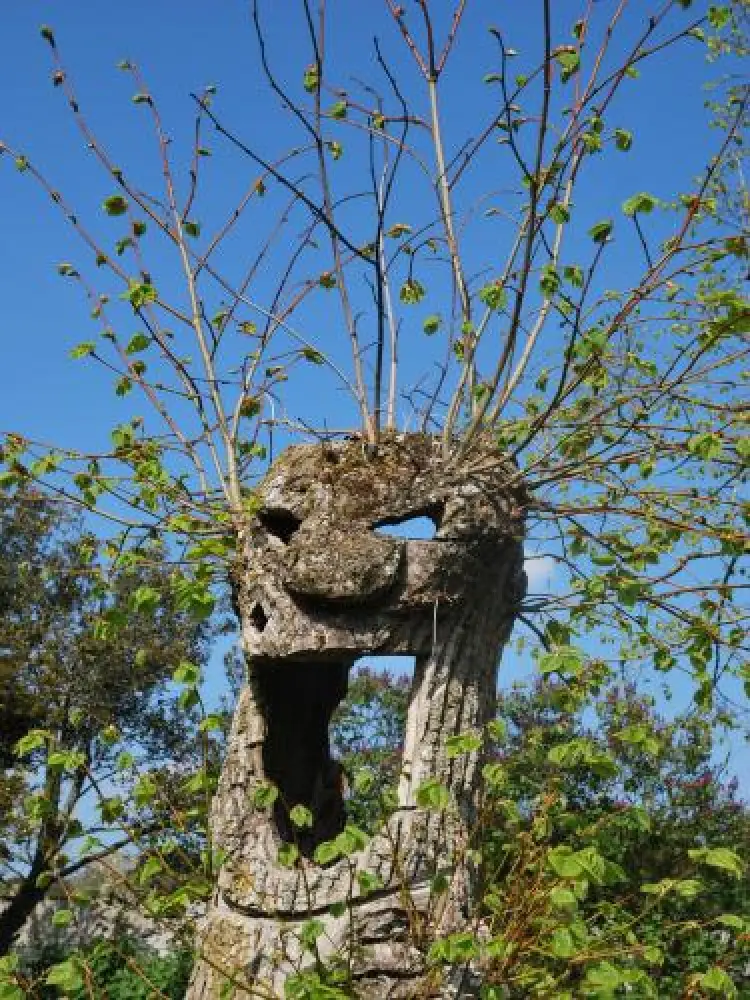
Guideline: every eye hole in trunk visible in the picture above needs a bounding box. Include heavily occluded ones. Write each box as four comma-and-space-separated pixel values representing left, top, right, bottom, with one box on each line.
373, 506, 441, 540
258, 508, 302, 544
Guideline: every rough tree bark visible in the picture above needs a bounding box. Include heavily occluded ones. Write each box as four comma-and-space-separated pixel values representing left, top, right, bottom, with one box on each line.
187, 433, 526, 999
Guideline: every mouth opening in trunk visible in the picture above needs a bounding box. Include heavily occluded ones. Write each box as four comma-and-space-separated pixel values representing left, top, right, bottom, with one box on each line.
254, 658, 351, 856
253, 655, 414, 857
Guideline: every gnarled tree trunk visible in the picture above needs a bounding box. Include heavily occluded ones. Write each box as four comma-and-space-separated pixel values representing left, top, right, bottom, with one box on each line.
187, 433, 526, 999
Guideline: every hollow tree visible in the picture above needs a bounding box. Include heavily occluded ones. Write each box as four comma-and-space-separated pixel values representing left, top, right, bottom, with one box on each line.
0, 1, 747, 996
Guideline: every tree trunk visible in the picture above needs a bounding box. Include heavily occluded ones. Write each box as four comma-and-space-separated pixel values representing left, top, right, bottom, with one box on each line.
187, 433, 526, 999
0, 859, 46, 956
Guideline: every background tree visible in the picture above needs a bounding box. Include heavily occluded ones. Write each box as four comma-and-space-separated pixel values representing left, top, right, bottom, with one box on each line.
0, 487, 211, 955
331, 667, 750, 996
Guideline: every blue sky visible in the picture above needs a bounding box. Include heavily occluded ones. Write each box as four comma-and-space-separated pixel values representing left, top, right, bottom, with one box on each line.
0, 0, 726, 450
1, 2, 746, 792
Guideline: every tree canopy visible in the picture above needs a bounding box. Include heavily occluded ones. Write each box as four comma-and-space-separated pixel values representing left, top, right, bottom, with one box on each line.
0, 488, 211, 955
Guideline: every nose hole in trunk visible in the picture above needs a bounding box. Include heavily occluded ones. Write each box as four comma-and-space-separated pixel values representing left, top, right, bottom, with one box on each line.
250, 602, 268, 632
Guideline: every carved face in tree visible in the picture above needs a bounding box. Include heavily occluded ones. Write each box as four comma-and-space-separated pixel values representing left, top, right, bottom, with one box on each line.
188, 436, 525, 997
234, 433, 526, 851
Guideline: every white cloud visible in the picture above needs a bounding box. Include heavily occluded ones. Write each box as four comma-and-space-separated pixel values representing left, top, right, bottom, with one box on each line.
524, 555, 557, 592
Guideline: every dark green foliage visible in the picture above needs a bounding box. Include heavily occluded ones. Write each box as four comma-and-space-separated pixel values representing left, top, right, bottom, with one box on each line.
0, 486, 211, 955
480, 679, 750, 995
330, 668, 749, 996
330, 665, 409, 832
21, 937, 191, 999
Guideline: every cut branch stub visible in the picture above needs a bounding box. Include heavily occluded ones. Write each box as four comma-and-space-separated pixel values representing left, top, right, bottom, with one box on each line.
188, 433, 526, 999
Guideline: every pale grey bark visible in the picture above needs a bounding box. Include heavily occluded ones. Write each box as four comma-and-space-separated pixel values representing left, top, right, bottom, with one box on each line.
187, 434, 526, 999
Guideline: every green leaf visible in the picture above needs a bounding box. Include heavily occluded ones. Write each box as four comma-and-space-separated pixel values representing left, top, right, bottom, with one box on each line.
301, 347, 324, 364
400, 278, 426, 305
100, 724, 119, 745
289, 804, 314, 829
549, 203, 570, 225
278, 842, 300, 868
137, 856, 164, 885
103, 194, 128, 217
540, 265, 561, 298
716, 914, 745, 930
564, 264, 584, 288
614, 129, 633, 151
482, 762, 506, 789
0, 955, 19, 978
698, 967, 737, 996
239, 396, 262, 419
550, 927, 575, 958
253, 782, 279, 809
674, 878, 704, 899
642, 945, 663, 966
688, 847, 745, 879
51, 909, 74, 928
303, 64, 319, 93
0, 984, 24, 1000
555, 49, 580, 82
173, 660, 200, 685
708, 6, 731, 29
211, 309, 229, 330
357, 871, 383, 896
423, 314, 441, 335
329, 100, 347, 119
582, 961, 624, 994
121, 280, 157, 310
47, 750, 86, 771
299, 918, 325, 951
445, 731, 482, 758
589, 219, 613, 243
416, 778, 450, 811
622, 192, 658, 217
538, 645, 583, 678
46, 958, 84, 992
428, 932, 479, 964
69, 341, 96, 359
134, 774, 158, 807
183, 219, 201, 238
14, 729, 49, 757
547, 846, 583, 879
313, 838, 342, 865
479, 281, 507, 312
132, 585, 160, 613
199, 714, 223, 733
687, 432, 723, 461
549, 886, 578, 909
115, 375, 132, 396
335, 823, 369, 855
125, 332, 150, 354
